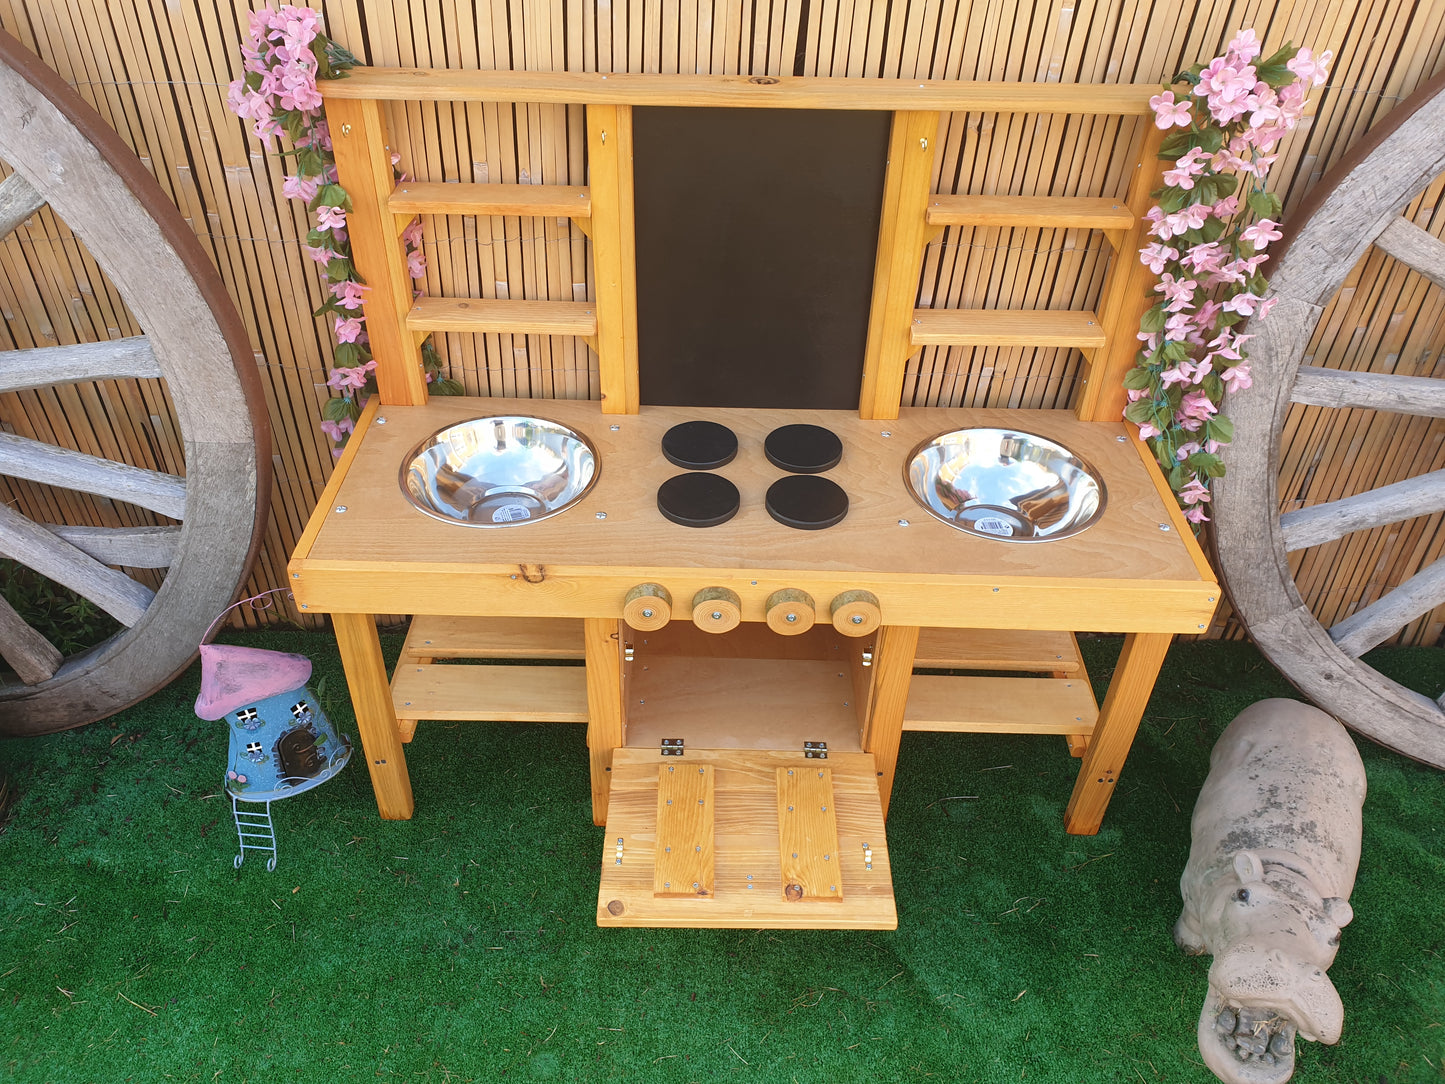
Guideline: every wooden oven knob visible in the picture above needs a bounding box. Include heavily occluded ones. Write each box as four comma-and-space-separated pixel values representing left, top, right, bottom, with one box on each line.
831, 589, 881, 637
692, 587, 742, 634
765, 588, 816, 635
622, 583, 672, 631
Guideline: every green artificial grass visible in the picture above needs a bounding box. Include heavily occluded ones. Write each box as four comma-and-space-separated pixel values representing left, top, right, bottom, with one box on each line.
1, 634, 1442, 1083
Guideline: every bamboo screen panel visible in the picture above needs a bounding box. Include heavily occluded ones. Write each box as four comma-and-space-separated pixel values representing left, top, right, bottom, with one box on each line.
0, 0, 1442, 643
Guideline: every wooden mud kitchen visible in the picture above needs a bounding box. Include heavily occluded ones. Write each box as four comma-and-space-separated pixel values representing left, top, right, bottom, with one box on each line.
287, 68, 1219, 930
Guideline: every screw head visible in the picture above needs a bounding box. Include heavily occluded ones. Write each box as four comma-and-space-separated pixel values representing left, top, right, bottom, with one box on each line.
1159, 523, 1171, 531
610, 424, 620, 431
785, 613, 797, 623
851, 614, 863, 625
641, 608, 654, 618
334, 505, 348, 513
596, 511, 607, 519
711, 611, 723, 621
898, 518, 910, 527
376, 416, 387, 425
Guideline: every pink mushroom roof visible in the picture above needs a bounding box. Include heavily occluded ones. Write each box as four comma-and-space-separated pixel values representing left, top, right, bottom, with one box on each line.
194, 643, 314, 721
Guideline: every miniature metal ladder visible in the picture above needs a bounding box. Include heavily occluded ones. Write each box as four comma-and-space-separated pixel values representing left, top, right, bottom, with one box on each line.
232, 796, 278, 871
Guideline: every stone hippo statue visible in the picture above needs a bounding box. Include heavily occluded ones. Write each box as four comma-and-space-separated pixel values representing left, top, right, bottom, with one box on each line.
1174, 698, 1366, 1084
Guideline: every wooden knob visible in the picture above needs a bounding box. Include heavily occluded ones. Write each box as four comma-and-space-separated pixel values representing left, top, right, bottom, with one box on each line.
831, 589, 881, 637
765, 588, 816, 635
692, 587, 742, 634
623, 583, 672, 631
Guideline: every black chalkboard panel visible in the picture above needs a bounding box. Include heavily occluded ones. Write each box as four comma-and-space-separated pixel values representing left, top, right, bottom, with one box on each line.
633, 107, 890, 410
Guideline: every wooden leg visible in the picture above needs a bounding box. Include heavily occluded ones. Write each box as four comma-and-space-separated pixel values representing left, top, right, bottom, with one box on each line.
584, 617, 624, 827
1064, 632, 1172, 835
333, 612, 414, 821
859, 624, 920, 819
393, 654, 430, 743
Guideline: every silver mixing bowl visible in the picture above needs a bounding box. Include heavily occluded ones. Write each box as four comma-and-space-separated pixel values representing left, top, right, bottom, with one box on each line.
400, 415, 598, 527
904, 428, 1106, 541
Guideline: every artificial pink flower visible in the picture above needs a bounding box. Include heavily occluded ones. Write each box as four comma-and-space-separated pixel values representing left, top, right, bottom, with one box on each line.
331, 281, 368, 310
282, 174, 319, 202
1150, 90, 1193, 129
1178, 477, 1212, 505
333, 316, 365, 343
1139, 242, 1180, 274
315, 204, 347, 231
1222, 291, 1265, 316
1219, 363, 1253, 391
1226, 29, 1263, 63
1240, 219, 1283, 247
1287, 47, 1333, 87
1183, 504, 1211, 523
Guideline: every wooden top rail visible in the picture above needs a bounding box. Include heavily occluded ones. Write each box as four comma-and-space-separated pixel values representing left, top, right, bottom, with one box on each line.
320, 68, 1158, 114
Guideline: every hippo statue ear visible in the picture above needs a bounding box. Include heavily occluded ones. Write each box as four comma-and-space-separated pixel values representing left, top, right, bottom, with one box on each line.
1232, 851, 1264, 883
1324, 896, 1354, 927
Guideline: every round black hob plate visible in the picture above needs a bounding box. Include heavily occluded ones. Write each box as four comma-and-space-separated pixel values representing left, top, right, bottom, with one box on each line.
764, 423, 843, 474
765, 474, 848, 530
661, 420, 738, 470
657, 472, 741, 528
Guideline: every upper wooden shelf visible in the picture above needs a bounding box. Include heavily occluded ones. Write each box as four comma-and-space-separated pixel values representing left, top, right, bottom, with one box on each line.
407, 297, 598, 338
926, 194, 1133, 231
320, 68, 1159, 114
910, 309, 1106, 349
390, 182, 592, 220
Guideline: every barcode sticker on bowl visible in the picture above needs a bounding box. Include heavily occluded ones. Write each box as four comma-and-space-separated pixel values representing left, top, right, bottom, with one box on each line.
492, 504, 533, 523
972, 517, 1015, 537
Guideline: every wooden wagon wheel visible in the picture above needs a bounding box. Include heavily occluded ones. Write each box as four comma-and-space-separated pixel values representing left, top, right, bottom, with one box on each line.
0, 31, 270, 736
1213, 69, 1445, 768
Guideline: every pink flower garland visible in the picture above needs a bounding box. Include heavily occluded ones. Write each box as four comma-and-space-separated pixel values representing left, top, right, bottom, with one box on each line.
226, 6, 457, 455
1125, 31, 1331, 523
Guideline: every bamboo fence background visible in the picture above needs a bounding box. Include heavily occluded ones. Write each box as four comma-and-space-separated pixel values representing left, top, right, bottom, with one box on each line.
0, 0, 1442, 645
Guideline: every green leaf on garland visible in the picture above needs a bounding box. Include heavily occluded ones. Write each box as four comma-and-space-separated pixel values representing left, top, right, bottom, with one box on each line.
1167, 462, 1187, 490
297, 146, 324, 177
1122, 366, 1155, 390
1158, 187, 1190, 214
1160, 340, 1191, 364
433, 378, 466, 396
1160, 131, 1195, 159
1124, 399, 1157, 425
1202, 372, 1224, 400
317, 183, 352, 211
1247, 189, 1283, 220
333, 342, 362, 366
326, 258, 354, 283
1205, 414, 1236, 444
1200, 216, 1227, 243
322, 396, 353, 421
1196, 126, 1224, 154
1140, 304, 1168, 334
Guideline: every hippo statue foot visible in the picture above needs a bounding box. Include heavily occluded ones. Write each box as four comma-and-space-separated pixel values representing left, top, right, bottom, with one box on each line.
1199, 987, 1298, 1084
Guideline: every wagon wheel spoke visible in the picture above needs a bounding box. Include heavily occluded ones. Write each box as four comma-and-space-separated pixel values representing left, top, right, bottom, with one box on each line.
1290, 367, 1445, 417
0, 169, 44, 236
1280, 469, 1445, 551
0, 593, 62, 683
1328, 556, 1445, 659
0, 432, 186, 519
0, 336, 162, 392
1373, 215, 1445, 288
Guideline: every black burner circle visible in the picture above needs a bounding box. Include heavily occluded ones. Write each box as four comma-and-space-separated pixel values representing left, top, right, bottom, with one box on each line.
765, 475, 849, 531
661, 420, 738, 470
657, 472, 741, 528
764, 423, 843, 474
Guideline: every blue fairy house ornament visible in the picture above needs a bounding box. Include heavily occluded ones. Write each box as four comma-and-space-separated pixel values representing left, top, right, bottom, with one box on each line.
195, 641, 351, 869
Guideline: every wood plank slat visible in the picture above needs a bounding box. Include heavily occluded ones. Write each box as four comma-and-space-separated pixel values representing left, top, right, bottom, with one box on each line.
1281, 468, 1445, 552
1290, 365, 1445, 418
654, 762, 716, 898
0, 431, 186, 520
0, 336, 161, 393
903, 673, 1099, 733
1374, 216, 1445, 289
1329, 556, 1445, 658
319, 68, 1159, 114
926, 194, 1133, 232
0, 169, 45, 238
390, 661, 589, 721
777, 764, 843, 902
0, 499, 154, 626
910, 309, 1106, 348
389, 181, 592, 220
406, 296, 599, 337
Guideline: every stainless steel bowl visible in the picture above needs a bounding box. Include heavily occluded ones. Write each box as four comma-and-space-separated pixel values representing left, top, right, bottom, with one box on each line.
400, 415, 598, 527
904, 428, 1106, 541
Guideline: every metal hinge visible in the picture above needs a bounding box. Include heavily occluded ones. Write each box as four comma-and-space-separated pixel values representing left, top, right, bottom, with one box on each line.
804, 740, 828, 759
660, 737, 685, 756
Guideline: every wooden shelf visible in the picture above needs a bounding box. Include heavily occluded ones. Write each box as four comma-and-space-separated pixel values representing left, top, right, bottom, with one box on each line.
903, 673, 1098, 734
910, 309, 1105, 349
926, 194, 1132, 232
390, 661, 587, 723
402, 615, 584, 661
915, 627, 1081, 673
407, 297, 598, 338
390, 182, 591, 220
